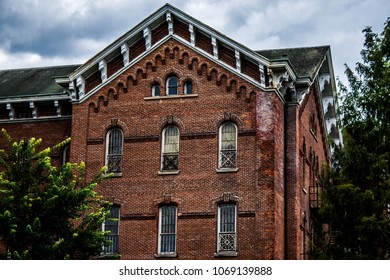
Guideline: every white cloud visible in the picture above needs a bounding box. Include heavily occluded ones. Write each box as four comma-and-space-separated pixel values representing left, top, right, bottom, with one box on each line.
0, 48, 82, 70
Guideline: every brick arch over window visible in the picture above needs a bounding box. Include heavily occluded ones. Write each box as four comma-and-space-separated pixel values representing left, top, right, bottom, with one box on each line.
154, 194, 182, 208
158, 115, 184, 132
103, 118, 130, 138
215, 112, 243, 129
212, 192, 240, 206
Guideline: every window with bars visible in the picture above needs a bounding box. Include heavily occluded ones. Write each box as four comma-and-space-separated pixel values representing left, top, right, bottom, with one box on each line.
103, 206, 120, 255
161, 126, 179, 171
106, 128, 123, 174
217, 204, 236, 252
158, 205, 177, 254
166, 76, 178, 95
218, 122, 237, 169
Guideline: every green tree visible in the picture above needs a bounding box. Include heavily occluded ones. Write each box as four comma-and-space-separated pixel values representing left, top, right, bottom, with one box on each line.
0, 130, 111, 259
317, 18, 390, 259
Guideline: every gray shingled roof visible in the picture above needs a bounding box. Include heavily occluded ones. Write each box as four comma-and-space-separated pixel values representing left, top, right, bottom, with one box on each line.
0, 65, 80, 99
0, 46, 329, 100
257, 46, 329, 80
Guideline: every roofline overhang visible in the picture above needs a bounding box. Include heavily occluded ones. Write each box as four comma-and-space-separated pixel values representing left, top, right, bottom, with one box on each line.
69, 4, 270, 82
0, 94, 70, 104
72, 34, 272, 104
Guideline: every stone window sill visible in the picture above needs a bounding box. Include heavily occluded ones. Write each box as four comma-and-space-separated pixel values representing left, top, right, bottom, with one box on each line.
216, 168, 238, 173
154, 253, 177, 258
214, 251, 238, 257
158, 170, 180, 175
145, 94, 198, 100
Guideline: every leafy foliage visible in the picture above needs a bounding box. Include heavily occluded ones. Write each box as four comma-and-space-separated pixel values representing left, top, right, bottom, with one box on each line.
316, 18, 390, 259
0, 130, 111, 259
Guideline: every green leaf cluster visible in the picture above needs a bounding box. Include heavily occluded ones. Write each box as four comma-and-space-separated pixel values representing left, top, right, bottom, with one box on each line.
0, 130, 111, 259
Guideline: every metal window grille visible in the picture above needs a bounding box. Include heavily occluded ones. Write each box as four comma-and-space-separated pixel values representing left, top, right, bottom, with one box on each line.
219, 123, 237, 169
107, 129, 123, 173
103, 207, 119, 255
159, 205, 177, 253
218, 204, 236, 252
309, 185, 322, 209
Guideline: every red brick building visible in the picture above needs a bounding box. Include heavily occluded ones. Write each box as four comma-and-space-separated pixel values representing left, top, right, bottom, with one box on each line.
0, 4, 341, 259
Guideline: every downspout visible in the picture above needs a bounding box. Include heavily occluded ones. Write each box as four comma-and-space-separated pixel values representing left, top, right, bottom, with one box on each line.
284, 101, 289, 260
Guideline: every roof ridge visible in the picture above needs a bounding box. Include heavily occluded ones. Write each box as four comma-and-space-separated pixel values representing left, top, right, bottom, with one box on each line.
256, 45, 329, 53
0, 64, 81, 72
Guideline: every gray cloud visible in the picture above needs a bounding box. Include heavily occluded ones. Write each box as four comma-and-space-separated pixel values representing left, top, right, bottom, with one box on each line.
0, 0, 389, 84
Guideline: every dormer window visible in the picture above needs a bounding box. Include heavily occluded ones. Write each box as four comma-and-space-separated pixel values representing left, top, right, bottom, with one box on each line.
166, 76, 178, 95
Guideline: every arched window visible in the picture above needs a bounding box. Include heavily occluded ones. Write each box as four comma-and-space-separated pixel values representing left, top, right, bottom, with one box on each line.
106, 128, 123, 174
161, 126, 179, 171
184, 81, 193, 94
158, 205, 177, 254
152, 83, 160, 96
102, 206, 120, 255
166, 76, 178, 95
217, 203, 236, 252
61, 144, 70, 165
218, 122, 237, 169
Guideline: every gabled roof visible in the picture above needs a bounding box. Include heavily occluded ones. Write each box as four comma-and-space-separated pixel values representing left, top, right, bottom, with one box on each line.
0, 65, 79, 100
257, 46, 329, 80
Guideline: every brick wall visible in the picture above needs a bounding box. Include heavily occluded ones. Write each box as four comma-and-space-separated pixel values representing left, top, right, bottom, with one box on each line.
0, 39, 332, 260
0, 118, 72, 165
69, 38, 284, 259
285, 83, 330, 259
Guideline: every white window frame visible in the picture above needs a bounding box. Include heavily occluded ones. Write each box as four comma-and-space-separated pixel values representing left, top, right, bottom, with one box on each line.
217, 204, 237, 253
166, 76, 178, 95
161, 126, 180, 172
158, 205, 177, 255
102, 206, 120, 255
61, 144, 70, 165
218, 122, 238, 171
105, 128, 123, 175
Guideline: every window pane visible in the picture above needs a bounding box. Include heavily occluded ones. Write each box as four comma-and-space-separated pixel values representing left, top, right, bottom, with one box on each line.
218, 204, 236, 252
107, 128, 123, 173
221, 123, 236, 150
219, 123, 237, 169
219, 204, 236, 233
164, 126, 179, 153
167, 77, 178, 95
184, 82, 192, 94
103, 206, 120, 254
152, 84, 160, 96
160, 206, 177, 253
108, 129, 123, 155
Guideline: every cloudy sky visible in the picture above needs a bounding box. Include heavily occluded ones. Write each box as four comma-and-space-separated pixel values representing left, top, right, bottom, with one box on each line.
0, 0, 389, 85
